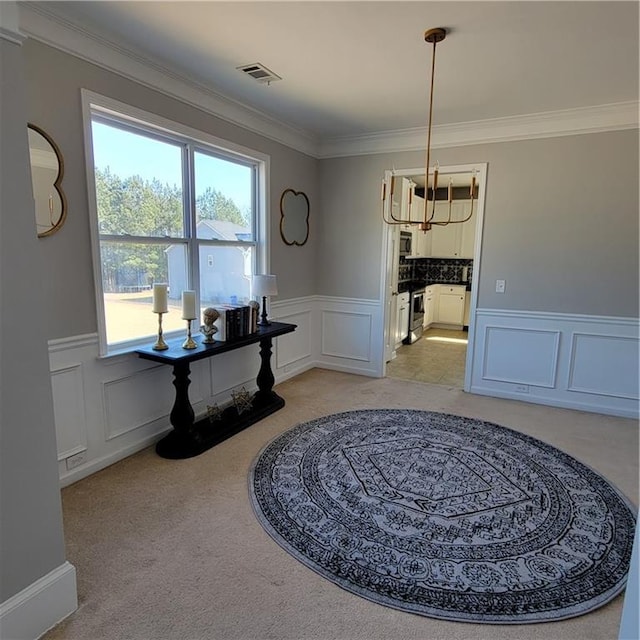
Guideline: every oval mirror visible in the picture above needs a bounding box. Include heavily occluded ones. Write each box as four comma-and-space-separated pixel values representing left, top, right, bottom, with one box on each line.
27, 123, 67, 237
279, 188, 309, 246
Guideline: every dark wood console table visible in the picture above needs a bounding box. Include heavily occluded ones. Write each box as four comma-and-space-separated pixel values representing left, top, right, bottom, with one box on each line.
135, 321, 296, 459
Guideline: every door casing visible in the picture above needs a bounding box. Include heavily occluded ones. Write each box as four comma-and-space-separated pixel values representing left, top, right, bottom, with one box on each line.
379, 162, 488, 391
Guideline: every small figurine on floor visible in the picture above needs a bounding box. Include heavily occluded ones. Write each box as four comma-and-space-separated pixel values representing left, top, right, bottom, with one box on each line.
200, 307, 219, 343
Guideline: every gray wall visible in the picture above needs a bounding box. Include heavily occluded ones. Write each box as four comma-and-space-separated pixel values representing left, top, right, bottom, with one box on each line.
0, 37, 66, 602
319, 130, 639, 317
22, 39, 319, 341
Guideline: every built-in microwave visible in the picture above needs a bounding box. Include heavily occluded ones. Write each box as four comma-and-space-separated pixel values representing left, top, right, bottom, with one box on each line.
399, 231, 412, 257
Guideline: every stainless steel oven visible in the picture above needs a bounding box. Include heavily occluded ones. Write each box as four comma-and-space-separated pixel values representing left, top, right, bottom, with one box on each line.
404, 287, 425, 344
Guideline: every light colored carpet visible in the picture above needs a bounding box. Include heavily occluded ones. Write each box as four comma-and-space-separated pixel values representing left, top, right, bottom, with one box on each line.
43, 369, 638, 640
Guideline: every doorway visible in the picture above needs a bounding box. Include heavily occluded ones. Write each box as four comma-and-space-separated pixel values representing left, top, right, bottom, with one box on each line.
381, 163, 487, 390
387, 327, 468, 386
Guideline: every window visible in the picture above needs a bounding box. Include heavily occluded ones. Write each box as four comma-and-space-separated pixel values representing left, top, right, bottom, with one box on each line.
82, 91, 268, 355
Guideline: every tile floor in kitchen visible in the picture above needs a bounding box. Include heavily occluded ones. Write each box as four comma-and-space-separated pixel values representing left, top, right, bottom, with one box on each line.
386, 327, 468, 387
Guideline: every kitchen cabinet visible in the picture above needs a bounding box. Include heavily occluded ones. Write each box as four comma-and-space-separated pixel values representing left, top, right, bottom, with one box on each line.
390, 177, 413, 226
436, 285, 466, 326
429, 217, 458, 257
424, 286, 436, 328
425, 201, 476, 258
396, 189, 433, 258
395, 292, 410, 347
410, 194, 432, 258
463, 291, 471, 327
459, 213, 476, 258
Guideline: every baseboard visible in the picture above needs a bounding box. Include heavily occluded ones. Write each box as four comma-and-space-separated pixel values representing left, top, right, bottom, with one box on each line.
469, 385, 639, 419
0, 562, 77, 640
59, 429, 170, 487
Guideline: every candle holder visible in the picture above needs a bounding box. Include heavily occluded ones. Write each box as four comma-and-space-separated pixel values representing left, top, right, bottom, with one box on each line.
182, 319, 197, 349
152, 311, 169, 350
252, 274, 278, 327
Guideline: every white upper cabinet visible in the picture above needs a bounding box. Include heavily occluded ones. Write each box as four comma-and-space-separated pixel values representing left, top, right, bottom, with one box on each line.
425, 201, 476, 258
410, 194, 431, 257
413, 225, 431, 258
410, 193, 426, 223
390, 177, 412, 225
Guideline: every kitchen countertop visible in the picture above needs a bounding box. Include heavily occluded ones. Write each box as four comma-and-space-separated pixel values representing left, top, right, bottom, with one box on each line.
400, 280, 472, 293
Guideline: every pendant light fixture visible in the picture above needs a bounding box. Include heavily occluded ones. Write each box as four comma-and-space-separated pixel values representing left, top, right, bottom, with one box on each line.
382, 28, 476, 231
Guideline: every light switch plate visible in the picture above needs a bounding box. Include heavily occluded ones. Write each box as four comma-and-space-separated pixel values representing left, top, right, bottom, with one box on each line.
495, 279, 506, 293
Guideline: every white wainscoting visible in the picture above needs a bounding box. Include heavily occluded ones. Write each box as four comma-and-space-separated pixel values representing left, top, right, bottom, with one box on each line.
50, 301, 636, 485
48, 299, 314, 486
469, 309, 639, 418
271, 296, 315, 375
48, 295, 385, 484
313, 295, 384, 377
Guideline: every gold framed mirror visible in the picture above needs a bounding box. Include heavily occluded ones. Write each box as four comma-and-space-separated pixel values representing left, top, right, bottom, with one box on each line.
27, 123, 67, 238
279, 188, 309, 246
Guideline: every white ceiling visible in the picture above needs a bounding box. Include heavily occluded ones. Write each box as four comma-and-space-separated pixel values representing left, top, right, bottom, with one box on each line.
24, 1, 639, 144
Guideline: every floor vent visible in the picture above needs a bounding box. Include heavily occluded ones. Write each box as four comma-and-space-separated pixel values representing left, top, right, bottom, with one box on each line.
237, 62, 282, 85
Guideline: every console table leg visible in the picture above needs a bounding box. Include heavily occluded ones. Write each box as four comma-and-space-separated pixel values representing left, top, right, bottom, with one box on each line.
156, 362, 197, 458
139, 322, 296, 459
254, 337, 277, 406
169, 362, 195, 433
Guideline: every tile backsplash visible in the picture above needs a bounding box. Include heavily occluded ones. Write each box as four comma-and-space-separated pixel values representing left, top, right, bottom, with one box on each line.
412, 258, 473, 284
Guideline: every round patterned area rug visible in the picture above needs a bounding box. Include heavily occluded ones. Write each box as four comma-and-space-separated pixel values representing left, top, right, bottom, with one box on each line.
249, 409, 636, 623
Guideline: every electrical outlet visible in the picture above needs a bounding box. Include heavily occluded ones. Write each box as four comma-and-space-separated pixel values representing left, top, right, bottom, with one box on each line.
514, 384, 529, 393
495, 279, 506, 293
66, 450, 87, 470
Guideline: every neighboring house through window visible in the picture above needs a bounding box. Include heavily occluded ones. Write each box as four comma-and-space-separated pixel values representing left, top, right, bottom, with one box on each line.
81, 90, 269, 355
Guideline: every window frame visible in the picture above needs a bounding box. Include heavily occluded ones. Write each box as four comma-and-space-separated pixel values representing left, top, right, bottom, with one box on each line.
81, 89, 270, 357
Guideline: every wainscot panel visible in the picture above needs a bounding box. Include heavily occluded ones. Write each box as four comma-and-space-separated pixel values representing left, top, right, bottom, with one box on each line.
272, 301, 313, 373
568, 333, 639, 400
482, 327, 560, 388
314, 296, 384, 377
102, 364, 176, 440
470, 309, 639, 418
49, 299, 315, 485
50, 363, 87, 460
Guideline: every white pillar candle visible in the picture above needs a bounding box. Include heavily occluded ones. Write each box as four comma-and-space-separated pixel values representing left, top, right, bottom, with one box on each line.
152, 283, 168, 313
181, 290, 196, 320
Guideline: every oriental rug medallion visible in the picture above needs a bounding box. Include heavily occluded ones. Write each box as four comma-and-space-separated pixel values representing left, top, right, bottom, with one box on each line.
249, 409, 636, 623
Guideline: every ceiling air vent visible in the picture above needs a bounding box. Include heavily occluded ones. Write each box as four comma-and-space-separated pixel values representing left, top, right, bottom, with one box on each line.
237, 62, 282, 85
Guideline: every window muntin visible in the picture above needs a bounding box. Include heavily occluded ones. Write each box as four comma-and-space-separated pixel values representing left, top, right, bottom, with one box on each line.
85, 96, 266, 355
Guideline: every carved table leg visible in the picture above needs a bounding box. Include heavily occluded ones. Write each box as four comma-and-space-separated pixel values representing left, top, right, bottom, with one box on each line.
169, 361, 195, 433
156, 361, 197, 458
254, 336, 278, 406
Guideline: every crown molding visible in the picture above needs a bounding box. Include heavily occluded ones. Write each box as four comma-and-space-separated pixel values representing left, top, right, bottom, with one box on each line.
318, 101, 640, 158
17, 3, 639, 161
18, 3, 320, 157
0, 2, 25, 44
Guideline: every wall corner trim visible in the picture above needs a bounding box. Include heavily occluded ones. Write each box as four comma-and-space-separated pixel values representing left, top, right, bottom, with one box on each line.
0, 561, 77, 640
0, 2, 25, 44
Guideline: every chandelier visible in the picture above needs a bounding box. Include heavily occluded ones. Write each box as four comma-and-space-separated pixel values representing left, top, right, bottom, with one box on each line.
382, 28, 476, 231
